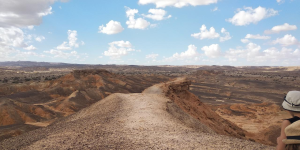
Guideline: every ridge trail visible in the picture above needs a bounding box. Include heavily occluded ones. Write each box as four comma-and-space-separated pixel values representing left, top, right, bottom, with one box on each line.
0, 81, 273, 149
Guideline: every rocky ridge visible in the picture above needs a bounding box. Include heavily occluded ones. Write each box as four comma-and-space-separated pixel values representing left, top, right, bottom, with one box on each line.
0, 78, 273, 149
163, 78, 246, 139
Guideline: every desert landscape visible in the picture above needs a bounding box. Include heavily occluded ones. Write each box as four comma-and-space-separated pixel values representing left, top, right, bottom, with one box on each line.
1, 0, 299, 149
0, 61, 299, 149
188, 68, 300, 145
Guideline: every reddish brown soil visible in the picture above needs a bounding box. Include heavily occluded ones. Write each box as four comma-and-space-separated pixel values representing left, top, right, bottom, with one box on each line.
213, 102, 289, 145
162, 78, 247, 139
0, 69, 171, 141
187, 69, 300, 146
1, 67, 298, 147
161, 77, 292, 146
0, 78, 273, 150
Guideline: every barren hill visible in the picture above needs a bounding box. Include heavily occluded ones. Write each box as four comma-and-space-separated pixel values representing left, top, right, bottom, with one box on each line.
0, 69, 170, 141
0, 78, 273, 149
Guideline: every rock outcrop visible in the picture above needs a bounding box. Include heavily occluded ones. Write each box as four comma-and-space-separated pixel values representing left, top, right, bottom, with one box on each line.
163, 78, 247, 139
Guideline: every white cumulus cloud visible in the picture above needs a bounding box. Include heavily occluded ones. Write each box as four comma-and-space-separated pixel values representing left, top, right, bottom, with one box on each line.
125, 7, 150, 30
164, 45, 200, 62
245, 34, 271, 40
44, 29, 86, 60
227, 6, 278, 26
191, 25, 220, 40
138, 0, 218, 8
38, 7, 53, 17
0, 27, 27, 48
56, 30, 81, 50
261, 47, 299, 63
146, 54, 159, 61
150, 24, 158, 28
146, 54, 159, 59
0, 26, 43, 60
264, 23, 297, 34
35, 36, 45, 42
143, 9, 172, 20
201, 44, 222, 58
68, 30, 79, 48
104, 41, 137, 59
225, 43, 262, 62
173, 45, 199, 58
220, 28, 232, 42
27, 26, 34, 30
24, 45, 36, 50
276, 0, 295, 4
0, 46, 16, 61
277, 0, 285, 3
241, 39, 251, 43
226, 45, 300, 65
57, 42, 72, 50
192, 25, 231, 42
212, 7, 218, 11
44, 49, 80, 59
272, 34, 299, 46
98, 20, 124, 35
0, 0, 68, 27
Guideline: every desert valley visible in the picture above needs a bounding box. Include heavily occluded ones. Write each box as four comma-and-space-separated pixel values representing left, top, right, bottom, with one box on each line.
0, 61, 299, 149
1, 0, 300, 149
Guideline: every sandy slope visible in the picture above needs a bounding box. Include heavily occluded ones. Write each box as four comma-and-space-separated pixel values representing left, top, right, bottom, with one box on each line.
0, 83, 273, 149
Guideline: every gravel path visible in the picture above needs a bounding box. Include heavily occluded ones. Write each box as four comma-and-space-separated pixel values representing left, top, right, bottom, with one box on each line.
0, 85, 274, 150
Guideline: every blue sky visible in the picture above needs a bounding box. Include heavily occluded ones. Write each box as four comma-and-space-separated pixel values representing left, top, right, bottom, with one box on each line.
0, 0, 300, 66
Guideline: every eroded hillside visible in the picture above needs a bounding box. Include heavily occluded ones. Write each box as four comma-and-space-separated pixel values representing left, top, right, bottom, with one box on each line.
1, 66, 299, 147
0, 78, 272, 150
162, 79, 246, 139
0, 69, 171, 141
188, 70, 300, 145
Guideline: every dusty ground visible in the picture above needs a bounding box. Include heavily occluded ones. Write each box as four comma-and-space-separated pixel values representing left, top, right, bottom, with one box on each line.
188, 70, 300, 145
0, 81, 273, 150
214, 103, 284, 134
212, 103, 289, 145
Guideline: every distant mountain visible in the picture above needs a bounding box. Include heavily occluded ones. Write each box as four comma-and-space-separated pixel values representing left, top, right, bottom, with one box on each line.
0, 61, 86, 67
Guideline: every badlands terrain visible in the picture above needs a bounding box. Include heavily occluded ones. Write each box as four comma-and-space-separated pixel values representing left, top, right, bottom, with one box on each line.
188, 69, 300, 145
0, 61, 299, 149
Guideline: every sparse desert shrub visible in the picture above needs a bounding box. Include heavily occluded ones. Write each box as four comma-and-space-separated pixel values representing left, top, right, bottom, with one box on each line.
45, 77, 51, 80
12, 81, 19, 84
2, 79, 8, 83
